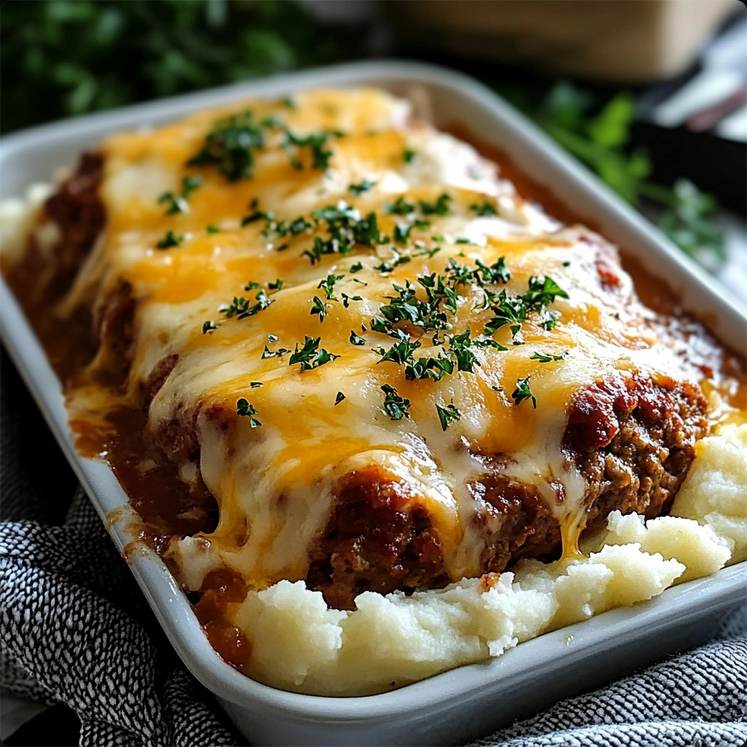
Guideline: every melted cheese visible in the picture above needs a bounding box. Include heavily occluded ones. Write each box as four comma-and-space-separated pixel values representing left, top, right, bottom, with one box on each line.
52, 88, 703, 592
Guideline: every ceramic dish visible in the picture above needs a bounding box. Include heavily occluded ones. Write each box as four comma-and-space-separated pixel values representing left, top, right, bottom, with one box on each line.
1, 61, 745, 746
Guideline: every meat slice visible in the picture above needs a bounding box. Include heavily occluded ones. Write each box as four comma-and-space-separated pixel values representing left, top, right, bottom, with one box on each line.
44, 151, 106, 299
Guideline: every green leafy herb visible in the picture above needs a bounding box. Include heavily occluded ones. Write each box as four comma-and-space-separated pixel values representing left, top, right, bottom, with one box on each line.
310, 295, 331, 321
156, 230, 183, 249
436, 403, 461, 431
381, 383, 410, 420
512, 376, 537, 408
283, 128, 342, 170
393, 223, 412, 244
418, 193, 451, 216
348, 179, 375, 195
289, 335, 339, 371
303, 203, 385, 264
530, 351, 567, 363
655, 179, 725, 265
236, 398, 262, 427
530, 81, 724, 266
385, 196, 415, 216
188, 109, 274, 181
470, 200, 497, 216
334, 391, 346, 405
219, 287, 273, 319
317, 272, 344, 300
206, 224, 220, 233
158, 175, 203, 214
242, 210, 273, 226
202, 320, 220, 334
349, 330, 366, 345
250, 381, 263, 388
261, 344, 290, 359
403, 147, 415, 164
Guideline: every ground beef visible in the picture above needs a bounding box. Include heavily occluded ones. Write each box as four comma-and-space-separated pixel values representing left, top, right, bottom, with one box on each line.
44, 151, 105, 299
91, 281, 136, 389
305, 469, 450, 610
306, 372, 709, 610
565, 372, 709, 528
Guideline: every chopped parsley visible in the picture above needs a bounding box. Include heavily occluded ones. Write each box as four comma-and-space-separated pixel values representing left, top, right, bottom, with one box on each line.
512, 376, 537, 408
310, 296, 331, 321
155, 230, 183, 249
340, 293, 362, 308
403, 147, 416, 164
349, 261, 364, 273
335, 391, 346, 405
219, 287, 273, 320
484, 275, 567, 338
242, 210, 272, 226
158, 175, 204, 214
418, 193, 451, 216
283, 129, 342, 170
349, 330, 366, 345
250, 381, 263, 388
530, 351, 567, 363
202, 320, 220, 334
393, 223, 413, 245
381, 383, 410, 420
206, 224, 221, 234
236, 398, 262, 427
470, 200, 497, 216
261, 344, 291, 359
348, 179, 375, 196
289, 335, 339, 371
317, 273, 344, 300
187, 109, 274, 181
436, 403, 461, 431
385, 196, 415, 215
302, 202, 386, 264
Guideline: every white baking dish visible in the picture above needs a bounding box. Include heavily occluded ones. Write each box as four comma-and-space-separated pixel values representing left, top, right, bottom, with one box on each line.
1, 61, 745, 747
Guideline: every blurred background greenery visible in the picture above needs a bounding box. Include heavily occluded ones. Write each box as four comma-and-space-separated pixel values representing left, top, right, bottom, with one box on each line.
1, 0, 738, 268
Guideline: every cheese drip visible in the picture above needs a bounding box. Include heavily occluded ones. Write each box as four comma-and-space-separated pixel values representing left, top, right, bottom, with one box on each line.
49, 88, 698, 591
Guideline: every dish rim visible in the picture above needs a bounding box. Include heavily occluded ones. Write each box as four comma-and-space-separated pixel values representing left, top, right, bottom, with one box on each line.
1, 59, 745, 723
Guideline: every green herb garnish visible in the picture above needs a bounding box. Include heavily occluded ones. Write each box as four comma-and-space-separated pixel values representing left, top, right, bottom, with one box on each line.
436, 403, 461, 431
381, 383, 410, 420
530, 351, 567, 363
512, 376, 537, 408
156, 230, 183, 249
289, 335, 339, 371
236, 399, 262, 427
348, 179, 375, 195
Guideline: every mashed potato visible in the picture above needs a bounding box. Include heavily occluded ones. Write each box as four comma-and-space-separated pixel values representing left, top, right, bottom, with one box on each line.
231, 424, 747, 696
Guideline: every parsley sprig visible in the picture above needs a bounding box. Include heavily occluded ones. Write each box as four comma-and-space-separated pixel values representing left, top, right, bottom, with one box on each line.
158, 175, 203, 214
289, 335, 339, 371
236, 399, 262, 427
512, 376, 537, 408
381, 384, 410, 420
436, 403, 461, 431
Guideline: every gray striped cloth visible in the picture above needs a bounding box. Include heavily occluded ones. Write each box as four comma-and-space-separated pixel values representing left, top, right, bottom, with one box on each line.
1, 352, 746, 747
